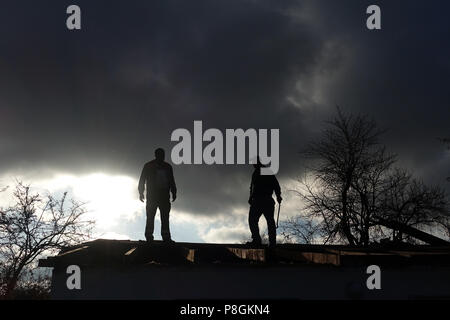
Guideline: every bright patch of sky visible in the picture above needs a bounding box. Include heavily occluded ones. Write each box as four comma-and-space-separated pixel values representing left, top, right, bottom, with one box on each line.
0, 172, 300, 243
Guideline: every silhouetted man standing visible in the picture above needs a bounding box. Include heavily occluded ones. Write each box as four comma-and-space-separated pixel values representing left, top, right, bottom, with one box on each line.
139, 148, 177, 243
247, 159, 282, 247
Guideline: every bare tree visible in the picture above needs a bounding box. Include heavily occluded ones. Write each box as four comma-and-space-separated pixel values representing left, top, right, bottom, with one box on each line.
282, 109, 450, 246
299, 108, 395, 246
381, 169, 450, 242
0, 182, 94, 299
279, 216, 321, 244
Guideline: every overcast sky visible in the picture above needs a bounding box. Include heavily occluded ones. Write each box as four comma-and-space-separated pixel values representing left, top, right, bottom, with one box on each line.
1, 0, 449, 242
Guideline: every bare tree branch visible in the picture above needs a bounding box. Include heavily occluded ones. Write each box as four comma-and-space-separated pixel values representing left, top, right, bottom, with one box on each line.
0, 182, 94, 298
282, 109, 450, 246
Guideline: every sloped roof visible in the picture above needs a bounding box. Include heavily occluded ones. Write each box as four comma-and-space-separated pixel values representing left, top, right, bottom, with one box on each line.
38, 239, 450, 268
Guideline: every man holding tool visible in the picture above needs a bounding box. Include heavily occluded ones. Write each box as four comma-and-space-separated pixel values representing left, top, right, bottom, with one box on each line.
247, 158, 282, 248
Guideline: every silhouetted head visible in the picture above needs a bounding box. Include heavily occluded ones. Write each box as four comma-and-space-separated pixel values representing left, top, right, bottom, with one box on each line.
252, 156, 267, 169
155, 148, 165, 163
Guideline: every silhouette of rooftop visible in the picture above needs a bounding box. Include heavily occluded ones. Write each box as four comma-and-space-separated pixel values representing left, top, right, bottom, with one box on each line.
39, 239, 450, 268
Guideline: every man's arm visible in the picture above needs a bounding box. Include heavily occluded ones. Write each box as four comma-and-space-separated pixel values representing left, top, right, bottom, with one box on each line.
273, 175, 282, 203
138, 164, 147, 202
169, 165, 177, 201
249, 172, 255, 204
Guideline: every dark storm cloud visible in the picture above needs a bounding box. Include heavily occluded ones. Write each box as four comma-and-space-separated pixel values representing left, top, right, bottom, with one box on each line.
1, 0, 449, 216
301, 0, 450, 186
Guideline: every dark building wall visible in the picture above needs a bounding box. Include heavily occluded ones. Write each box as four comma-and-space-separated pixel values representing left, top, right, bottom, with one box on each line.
50, 264, 450, 300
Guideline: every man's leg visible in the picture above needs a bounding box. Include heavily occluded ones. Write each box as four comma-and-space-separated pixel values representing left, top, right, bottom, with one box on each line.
263, 199, 276, 246
159, 199, 172, 241
145, 201, 158, 241
248, 204, 262, 244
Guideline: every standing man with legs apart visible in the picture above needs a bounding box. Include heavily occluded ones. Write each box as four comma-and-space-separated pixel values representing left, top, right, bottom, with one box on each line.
247, 158, 282, 248
138, 148, 177, 243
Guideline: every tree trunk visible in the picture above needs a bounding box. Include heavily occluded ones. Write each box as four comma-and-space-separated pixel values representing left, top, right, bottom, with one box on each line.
341, 184, 356, 246
4, 274, 19, 299
4, 262, 25, 299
